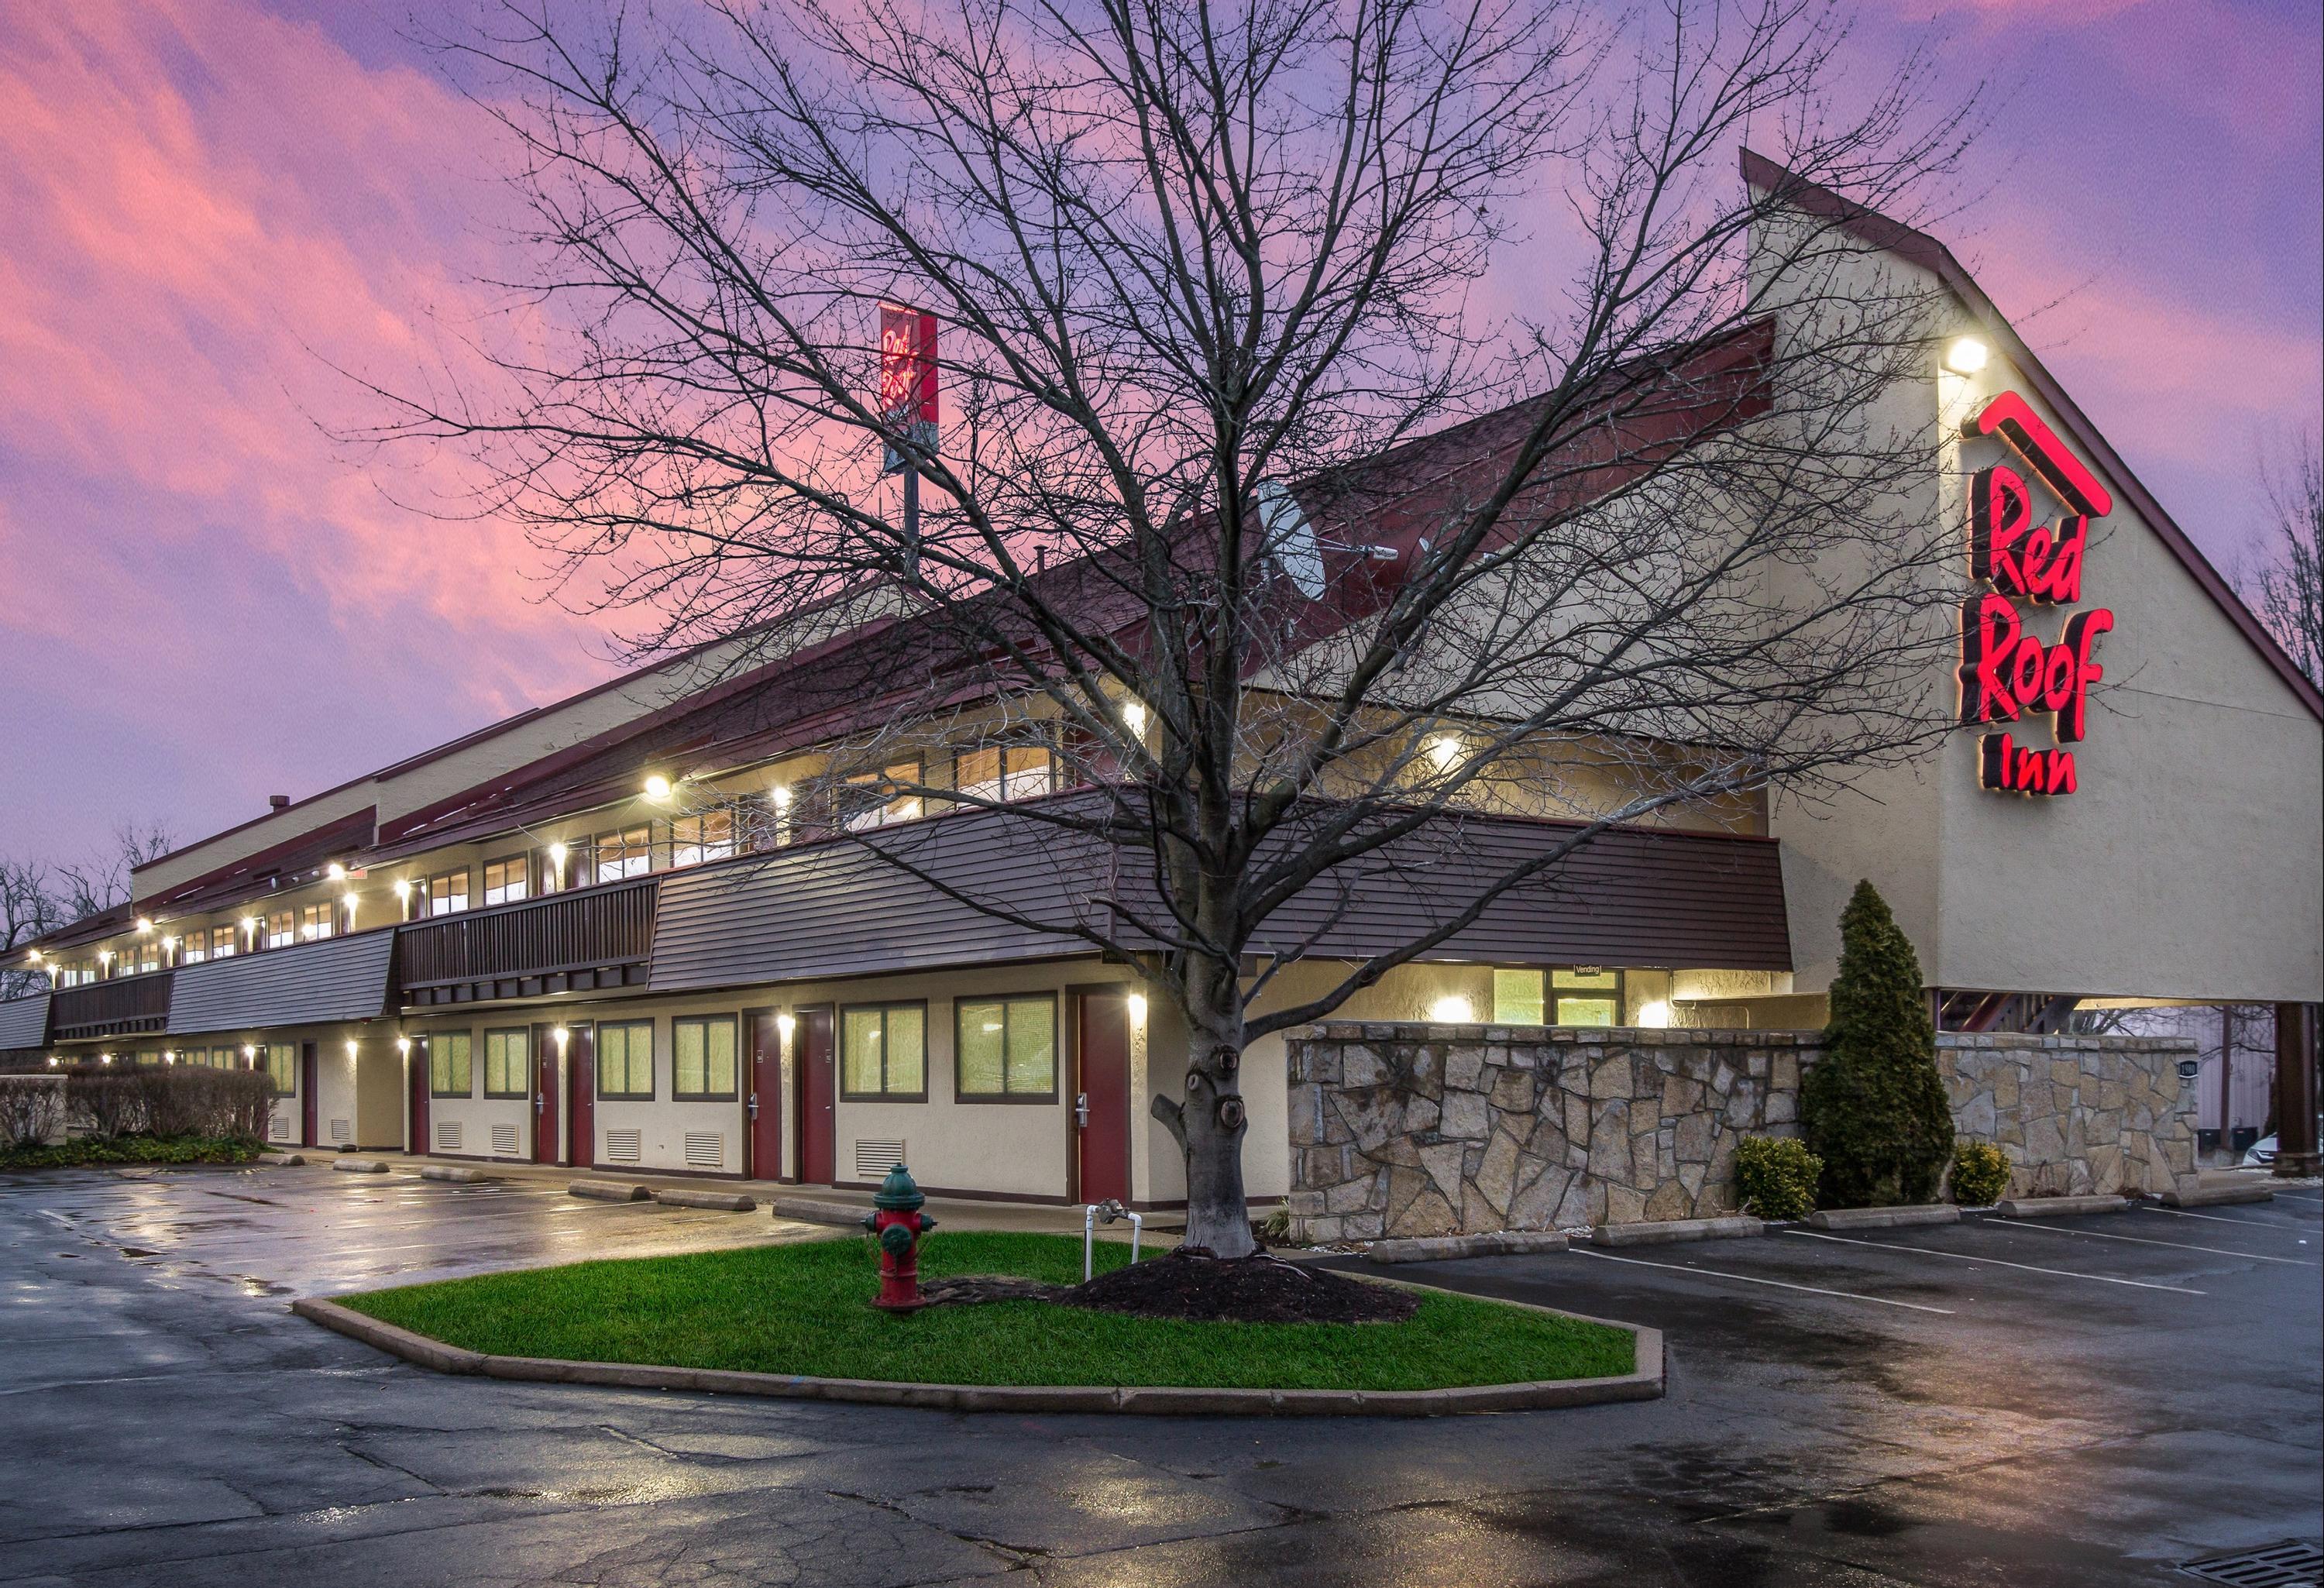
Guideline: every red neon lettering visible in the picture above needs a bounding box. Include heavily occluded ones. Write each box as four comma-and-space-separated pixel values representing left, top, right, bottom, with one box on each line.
1978, 733, 2078, 797
1971, 466, 2031, 591
2054, 608, 2112, 742
1963, 392, 2113, 517
2038, 516, 2085, 604
1958, 593, 2022, 724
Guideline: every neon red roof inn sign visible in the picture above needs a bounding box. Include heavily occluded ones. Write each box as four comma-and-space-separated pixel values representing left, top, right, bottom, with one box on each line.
1955, 392, 2117, 797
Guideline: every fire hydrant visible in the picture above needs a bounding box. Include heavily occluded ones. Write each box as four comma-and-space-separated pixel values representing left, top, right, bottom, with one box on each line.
862, 1162, 938, 1311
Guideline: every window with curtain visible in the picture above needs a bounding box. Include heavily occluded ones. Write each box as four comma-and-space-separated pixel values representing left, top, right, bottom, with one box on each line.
483, 856, 528, 906
840, 761, 923, 830
179, 930, 205, 965
1491, 968, 1546, 1025
954, 995, 1057, 1100
297, 902, 334, 941
592, 826, 655, 883
673, 1015, 739, 1099
596, 1019, 656, 1098
263, 909, 294, 949
484, 1028, 530, 1098
426, 868, 470, 916
842, 1003, 927, 1099
265, 1043, 296, 1096
428, 1032, 473, 1097
671, 809, 737, 868
209, 925, 235, 959
1491, 967, 1625, 1026
952, 744, 1055, 804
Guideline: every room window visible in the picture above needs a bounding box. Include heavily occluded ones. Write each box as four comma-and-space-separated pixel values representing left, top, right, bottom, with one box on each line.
208, 925, 235, 960
297, 902, 334, 942
263, 909, 295, 950
841, 761, 924, 830
954, 995, 1057, 1101
672, 1015, 739, 1099
428, 1032, 473, 1098
482, 1028, 530, 1098
1490, 967, 1624, 1026
265, 1043, 297, 1096
952, 744, 1054, 805
426, 868, 469, 916
131, 941, 160, 974
591, 826, 654, 883
596, 1019, 655, 1099
671, 810, 737, 868
842, 1003, 927, 1100
178, 931, 205, 966
483, 856, 528, 907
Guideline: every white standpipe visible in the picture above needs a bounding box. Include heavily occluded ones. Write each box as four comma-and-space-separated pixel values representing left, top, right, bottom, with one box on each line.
1083, 1198, 1143, 1281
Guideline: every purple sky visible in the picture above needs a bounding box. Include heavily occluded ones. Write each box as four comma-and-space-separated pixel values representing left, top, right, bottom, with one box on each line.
1, 0, 2317, 875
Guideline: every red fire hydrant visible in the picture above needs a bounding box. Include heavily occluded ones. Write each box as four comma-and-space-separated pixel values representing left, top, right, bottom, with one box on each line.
862, 1162, 938, 1311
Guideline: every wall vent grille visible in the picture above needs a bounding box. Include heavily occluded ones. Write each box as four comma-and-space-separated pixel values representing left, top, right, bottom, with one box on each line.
854, 1138, 906, 1179
330, 1118, 352, 1142
604, 1129, 643, 1164
433, 1121, 461, 1153
491, 1123, 521, 1157
683, 1133, 724, 1170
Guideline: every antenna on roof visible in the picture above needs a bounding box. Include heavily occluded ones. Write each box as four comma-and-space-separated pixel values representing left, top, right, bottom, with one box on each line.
1255, 480, 1325, 600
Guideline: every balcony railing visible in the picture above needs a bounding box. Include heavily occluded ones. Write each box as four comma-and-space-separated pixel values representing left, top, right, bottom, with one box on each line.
394, 877, 658, 1005
50, 971, 174, 1042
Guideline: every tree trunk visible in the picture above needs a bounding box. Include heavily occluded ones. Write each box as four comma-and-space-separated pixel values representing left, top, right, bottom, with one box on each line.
1168, 954, 1256, 1258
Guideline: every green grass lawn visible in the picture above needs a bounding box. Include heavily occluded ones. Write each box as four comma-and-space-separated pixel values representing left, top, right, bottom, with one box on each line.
340, 1232, 1635, 1391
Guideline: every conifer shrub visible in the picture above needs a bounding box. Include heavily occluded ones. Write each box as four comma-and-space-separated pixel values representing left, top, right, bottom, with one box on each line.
1800, 880, 1956, 1207
1734, 1136, 1821, 1221
1948, 1140, 2011, 1206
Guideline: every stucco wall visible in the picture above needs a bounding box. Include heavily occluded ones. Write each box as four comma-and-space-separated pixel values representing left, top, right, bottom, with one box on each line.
1284, 1022, 2199, 1242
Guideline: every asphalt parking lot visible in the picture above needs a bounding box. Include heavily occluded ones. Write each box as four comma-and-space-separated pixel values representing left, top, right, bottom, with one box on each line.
1, 1160, 2316, 1586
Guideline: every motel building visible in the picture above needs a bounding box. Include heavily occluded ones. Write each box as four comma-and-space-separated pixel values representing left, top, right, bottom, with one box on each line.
3, 161, 2318, 1223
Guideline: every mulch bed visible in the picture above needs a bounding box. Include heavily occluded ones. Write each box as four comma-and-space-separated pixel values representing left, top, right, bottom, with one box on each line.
926, 1248, 1418, 1325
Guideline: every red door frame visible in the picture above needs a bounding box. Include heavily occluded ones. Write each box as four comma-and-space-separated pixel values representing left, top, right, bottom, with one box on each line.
744, 1006, 784, 1181
299, 1040, 319, 1149
407, 1037, 429, 1157
1074, 989, 1132, 1205
531, 1023, 559, 1165
794, 1005, 836, 1185
566, 1023, 596, 1170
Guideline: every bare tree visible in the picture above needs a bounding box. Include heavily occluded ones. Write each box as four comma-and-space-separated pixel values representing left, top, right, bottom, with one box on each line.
373, 0, 1978, 1255
53, 822, 177, 924
2247, 435, 2322, 686
0, 859, 63, 1003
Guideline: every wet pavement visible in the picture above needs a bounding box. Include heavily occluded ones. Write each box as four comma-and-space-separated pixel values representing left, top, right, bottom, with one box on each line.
1, 1161, 2316, 1586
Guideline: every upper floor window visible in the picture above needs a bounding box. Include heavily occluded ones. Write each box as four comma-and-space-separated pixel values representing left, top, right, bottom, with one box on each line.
841, 761, 924, 831
671, 810, 736, 868
1491, 966, 1624, 1027
483, 856, 528, 907
591, 825, 654, 883
426, 868, 469, 917
131, 940, 161, 974
208, 925, 235, 961
263, 909, 295, 950
953, 744, 1054, 806
297, 902, 334, 942
178, 932, 205, 966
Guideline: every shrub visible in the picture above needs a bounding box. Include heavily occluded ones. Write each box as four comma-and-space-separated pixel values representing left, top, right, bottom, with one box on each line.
1735, 1136, 1822, 1221
132, 1066, 273, 1139
67, 1072, 148, 1138
0, 1078, 64, 1149
1949, 1140, 2011, 1206
1801, 880, 1955, 1208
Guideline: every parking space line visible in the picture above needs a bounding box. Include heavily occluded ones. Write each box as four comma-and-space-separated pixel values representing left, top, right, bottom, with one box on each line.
1982, 1220, 2318, 1267
1570, 1246, 1957, 1313
1781, 1229, 2205, 1294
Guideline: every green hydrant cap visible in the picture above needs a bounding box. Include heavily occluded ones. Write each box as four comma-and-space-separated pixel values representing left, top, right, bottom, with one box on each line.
872, 1162, 925, 1212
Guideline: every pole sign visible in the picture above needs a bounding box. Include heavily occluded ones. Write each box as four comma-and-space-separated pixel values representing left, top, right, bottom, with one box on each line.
1955, 392, 2117, 796
878, 303, 938, 475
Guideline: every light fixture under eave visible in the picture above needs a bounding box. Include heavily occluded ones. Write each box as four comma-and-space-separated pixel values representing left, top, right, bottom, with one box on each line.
1428, 995, 1475, 1023
136, 917, 154, 933
643, 773, 673, 801
1126, 992, 1147, 1025
1120, 700, 1148, 735
1638, 1000, 1672, 1029
396, 1037, 411, 1056
1944, 335, 1989, 376
776, 1012, 797, 1040
327, 862, 347, 882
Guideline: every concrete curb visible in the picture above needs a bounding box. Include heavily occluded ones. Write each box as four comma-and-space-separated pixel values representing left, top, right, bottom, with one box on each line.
260, 1153, 305, 1167
2161, 1184, 2274, 1208
1807, 1205, 1961, 1231
287, 1284, 1662, 1418
1993, 1194, 2130, 1218
1367, 1232, 1569, 1264
655, 1188, 757, 1213
332, 1159, 390, 1175
772, 1195, 871, 1227
569, 1180, 651, 1202
420, 1167, 496, 1184
1590, 1215, 1763, 1247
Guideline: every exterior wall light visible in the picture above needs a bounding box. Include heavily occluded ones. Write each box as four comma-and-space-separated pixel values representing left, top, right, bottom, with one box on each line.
100, 1053, 114, 1065
644, 773, 673, 801
392, 878, 412, 899
1427, 734, 1462, 771
342, 892, 359, 926
1638, 1000, 1672, 1029
1429, 995, 1474, 1023
395, 1037, 411, 1056
163, 1050, 176, 1064
1121, 700, 1148, 735
552, 1026, 570, 1048
1944, 335, 1989, 375
346, 1040, 359, 1057
98, 949, 113, 965
1126, 992, 1147, 1025
46, 1056, 58, 1067
242, 1044, 257, 1060
769, 785, 792, 808
136, 917, 154, 933
327, 862, 347, 882
776, 1011, 796, 1042
25, 949, 39, 963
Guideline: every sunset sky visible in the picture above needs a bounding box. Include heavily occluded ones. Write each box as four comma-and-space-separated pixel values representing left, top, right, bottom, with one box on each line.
2, 0, 2318, 876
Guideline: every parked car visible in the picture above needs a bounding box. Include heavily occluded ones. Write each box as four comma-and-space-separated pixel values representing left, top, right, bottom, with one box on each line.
2243, 1135, 2277, 1169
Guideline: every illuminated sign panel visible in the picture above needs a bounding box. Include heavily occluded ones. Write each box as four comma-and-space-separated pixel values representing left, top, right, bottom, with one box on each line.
1955, 391, 2116, 796
878, 303, 938, 475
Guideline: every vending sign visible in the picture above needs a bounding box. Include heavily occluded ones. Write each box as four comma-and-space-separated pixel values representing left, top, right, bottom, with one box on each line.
878, 303, 938, 475
1955, 392, 2116, 796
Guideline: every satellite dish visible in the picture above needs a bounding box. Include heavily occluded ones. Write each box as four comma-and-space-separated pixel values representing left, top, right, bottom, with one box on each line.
1255, 480, 1326, 599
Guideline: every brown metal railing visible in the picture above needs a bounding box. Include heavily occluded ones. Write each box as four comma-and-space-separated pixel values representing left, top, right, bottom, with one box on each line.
49, 971, 174, 1040
394, 877, 658, 988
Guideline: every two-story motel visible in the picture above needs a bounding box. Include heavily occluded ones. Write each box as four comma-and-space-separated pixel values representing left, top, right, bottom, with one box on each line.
4, 158, 2318, 1201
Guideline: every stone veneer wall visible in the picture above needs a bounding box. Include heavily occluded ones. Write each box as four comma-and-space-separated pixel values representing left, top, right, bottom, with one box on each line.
1284, 1023, 2199, 1244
